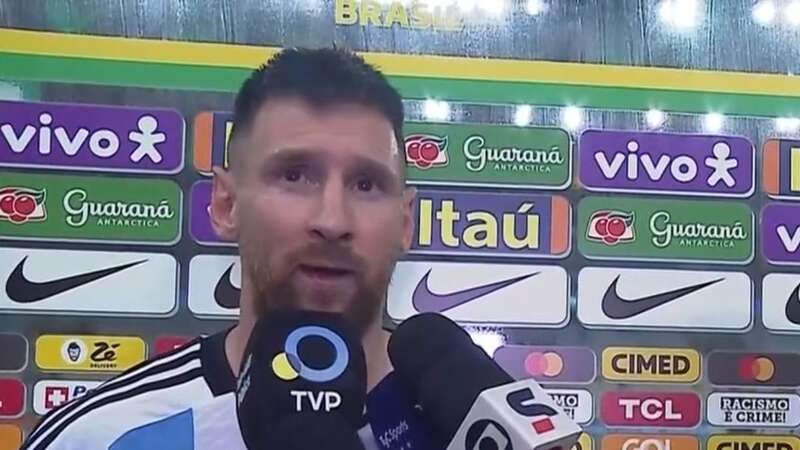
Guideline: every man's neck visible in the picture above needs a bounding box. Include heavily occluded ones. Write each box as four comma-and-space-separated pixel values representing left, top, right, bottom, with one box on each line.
224, 315, 393, 392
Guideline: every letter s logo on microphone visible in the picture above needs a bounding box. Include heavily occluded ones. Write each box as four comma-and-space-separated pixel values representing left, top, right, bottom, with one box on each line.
465, 419, 512, 450
506, 387, 559, 435
271, 325, 349, 383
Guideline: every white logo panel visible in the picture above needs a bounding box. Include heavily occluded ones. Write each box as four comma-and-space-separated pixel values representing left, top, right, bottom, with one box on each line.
388, 261, 569, 327
188, 254, 240, 318
0, 247, 177, 316
33, 380, 102, 415
707, 392, 800, 428
577, 267, 752, 332
545, 389, 593, 425
762, 273, 800, 333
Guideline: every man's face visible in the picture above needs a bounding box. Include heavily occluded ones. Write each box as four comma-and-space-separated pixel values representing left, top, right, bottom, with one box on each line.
211, 97, 414, 333
67, 343, 80, 362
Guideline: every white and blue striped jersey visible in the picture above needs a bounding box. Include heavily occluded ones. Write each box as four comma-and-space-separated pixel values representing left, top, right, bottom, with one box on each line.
21, 330, 239, 450
20, 329, 381, 450
105, 390, 381, 450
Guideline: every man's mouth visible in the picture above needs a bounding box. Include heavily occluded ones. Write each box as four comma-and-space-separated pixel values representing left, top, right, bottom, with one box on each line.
297, 264, 354, 280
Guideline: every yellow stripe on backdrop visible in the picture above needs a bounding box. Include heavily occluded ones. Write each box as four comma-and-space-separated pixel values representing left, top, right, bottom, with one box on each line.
2, 27, 800, 97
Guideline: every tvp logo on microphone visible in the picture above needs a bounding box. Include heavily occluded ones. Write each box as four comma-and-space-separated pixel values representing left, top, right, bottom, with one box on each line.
272, 325, 350, 413
236, 313, 367, 450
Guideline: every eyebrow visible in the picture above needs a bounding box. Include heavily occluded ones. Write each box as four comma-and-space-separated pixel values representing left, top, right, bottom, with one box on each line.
266, 147, 402, 185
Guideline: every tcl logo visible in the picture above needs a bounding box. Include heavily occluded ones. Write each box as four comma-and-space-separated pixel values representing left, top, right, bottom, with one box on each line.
601, 392, 700, 427
621, 398, 682, 420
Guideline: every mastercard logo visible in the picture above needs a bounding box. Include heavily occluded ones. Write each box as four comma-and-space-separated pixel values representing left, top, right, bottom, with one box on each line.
737, 355, 775, 382
708, 351, 800, 387
494, 345, 596, 384
525, 352, 565, 377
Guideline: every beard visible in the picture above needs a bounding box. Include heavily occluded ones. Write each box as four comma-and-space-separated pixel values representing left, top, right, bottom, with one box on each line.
240, 234, 403, 337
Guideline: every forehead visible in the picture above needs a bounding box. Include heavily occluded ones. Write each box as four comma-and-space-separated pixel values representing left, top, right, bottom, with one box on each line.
245, 97, 400, 165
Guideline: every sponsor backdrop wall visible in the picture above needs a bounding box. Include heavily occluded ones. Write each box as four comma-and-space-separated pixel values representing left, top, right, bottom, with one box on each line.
3, 1, 800, 449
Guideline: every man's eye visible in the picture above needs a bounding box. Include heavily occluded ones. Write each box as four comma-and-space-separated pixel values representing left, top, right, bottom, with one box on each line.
283, 169, 302, 182
356, 178, 374, 192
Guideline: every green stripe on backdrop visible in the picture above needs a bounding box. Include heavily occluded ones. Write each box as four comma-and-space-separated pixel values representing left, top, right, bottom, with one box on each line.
0, 52, 786, 117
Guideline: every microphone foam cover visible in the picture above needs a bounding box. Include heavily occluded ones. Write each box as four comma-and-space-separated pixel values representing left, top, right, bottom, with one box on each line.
262, 413, 366, 450
387, 313, 512, 441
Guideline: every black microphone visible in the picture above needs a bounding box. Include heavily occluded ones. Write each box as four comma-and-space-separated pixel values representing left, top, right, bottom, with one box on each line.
388, 313, 581, 450
236, 311, 367, 450
258, 413, 366, 450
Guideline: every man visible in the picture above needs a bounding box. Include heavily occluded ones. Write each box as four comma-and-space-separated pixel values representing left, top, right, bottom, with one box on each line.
21, 47, 415, 449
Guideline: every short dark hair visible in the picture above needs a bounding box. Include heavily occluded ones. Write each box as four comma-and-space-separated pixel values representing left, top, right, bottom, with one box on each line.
229, 47, 405, 170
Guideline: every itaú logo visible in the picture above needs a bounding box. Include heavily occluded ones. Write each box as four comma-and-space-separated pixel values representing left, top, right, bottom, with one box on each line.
271, 326, 349, 383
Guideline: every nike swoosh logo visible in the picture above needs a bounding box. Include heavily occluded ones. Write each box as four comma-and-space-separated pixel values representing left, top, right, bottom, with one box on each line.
601, 275, 724, 319
5, 257, 147, 304
412, 269, 539, 313
214, 263, 241, 309
785, 283, 800, 326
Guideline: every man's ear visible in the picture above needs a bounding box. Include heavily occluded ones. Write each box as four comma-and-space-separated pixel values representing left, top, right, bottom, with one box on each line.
210, 166, 239, 242
401, 186, 417, 251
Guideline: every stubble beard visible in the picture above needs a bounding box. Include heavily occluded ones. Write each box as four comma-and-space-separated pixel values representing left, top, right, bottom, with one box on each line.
240, 232, 403, 337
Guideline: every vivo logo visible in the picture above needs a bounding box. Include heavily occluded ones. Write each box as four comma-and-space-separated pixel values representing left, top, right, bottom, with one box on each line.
0, 100, 183, 174
579, 129, 753, 197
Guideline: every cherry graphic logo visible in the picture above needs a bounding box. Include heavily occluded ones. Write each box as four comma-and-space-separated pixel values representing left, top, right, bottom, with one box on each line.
586, 210, 635, 245
0, 187, 47, 224
404, 134, 449, 169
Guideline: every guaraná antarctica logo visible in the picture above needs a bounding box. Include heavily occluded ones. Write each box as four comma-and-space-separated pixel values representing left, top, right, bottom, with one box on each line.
578, 196, 753, 264
403, 122, 571, 189
0, 187, 47, 224
0, 171, 181, 245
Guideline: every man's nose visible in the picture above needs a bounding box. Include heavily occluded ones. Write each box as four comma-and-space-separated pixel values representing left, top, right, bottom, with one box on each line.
309, 179, 354, 242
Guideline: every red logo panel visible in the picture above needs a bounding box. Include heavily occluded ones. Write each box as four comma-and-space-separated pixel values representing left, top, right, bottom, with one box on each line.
154, 336, 191, 356
0, 379, 24, 417
601, 391, 700, 427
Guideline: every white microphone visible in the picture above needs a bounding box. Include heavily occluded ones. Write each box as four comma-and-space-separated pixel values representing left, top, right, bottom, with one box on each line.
447, 379, 581, 450
388, 313, 582, 450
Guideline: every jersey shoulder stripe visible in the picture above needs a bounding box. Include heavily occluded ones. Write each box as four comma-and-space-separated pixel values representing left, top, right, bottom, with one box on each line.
35, 368, 205, 450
